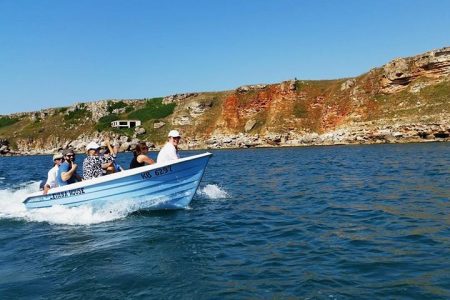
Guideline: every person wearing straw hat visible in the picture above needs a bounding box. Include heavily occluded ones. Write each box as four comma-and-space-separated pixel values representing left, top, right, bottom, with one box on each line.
43, 153, 64, 195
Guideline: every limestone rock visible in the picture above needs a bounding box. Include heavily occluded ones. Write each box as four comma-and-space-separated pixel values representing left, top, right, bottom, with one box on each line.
341, 79, 356, 91
188, 101, 213, 117
135, 127, 146, 135
381, 46, 450, 93
112, 108, 126, 114
173, 115, 192, 126
163, 93, 198, 104
244, 119, 257, 132
265, 134, 282, 145
280, 80, 297, 92
119, 135, 130, 143
299, 133, 319, 144
119, 142, 130, 152
236, 84, 268, 93
0, 145, 9, 154
154, 121, 165, 129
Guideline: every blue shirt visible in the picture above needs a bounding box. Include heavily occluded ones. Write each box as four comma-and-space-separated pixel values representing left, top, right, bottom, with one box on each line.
57, 162, 77, 186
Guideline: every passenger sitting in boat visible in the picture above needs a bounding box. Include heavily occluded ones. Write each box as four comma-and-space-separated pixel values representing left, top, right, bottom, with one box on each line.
57, 149, 82, 186
157, 130, 181, 164
83, 142, 113, 180
43, 153, 64, 195
129, 142, 155, 169
101, 139, 122, 174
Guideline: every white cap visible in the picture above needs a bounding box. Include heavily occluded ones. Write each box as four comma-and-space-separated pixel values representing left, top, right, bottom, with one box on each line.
168, 130, 181, 138
86, 141, 100, 150
53, 153, 63, 161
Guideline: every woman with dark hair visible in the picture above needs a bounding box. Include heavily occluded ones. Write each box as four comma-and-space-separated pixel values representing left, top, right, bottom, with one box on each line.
129, 142, 155, 169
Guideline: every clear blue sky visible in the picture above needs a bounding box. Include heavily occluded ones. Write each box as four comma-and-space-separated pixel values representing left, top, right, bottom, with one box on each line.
0, 0, 449, 115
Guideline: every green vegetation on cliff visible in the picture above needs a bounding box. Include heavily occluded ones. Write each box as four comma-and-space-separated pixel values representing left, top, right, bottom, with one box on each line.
64, 105, 91, 123
0, 117, 19, 128
128, 98, 175, 121
96, 114, 119, 131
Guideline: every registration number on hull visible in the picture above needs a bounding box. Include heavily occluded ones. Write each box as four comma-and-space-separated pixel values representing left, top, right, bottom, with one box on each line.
141, 166, 173, 179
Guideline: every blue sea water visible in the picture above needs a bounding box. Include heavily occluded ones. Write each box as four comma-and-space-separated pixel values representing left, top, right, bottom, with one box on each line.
0, 143, 449, 299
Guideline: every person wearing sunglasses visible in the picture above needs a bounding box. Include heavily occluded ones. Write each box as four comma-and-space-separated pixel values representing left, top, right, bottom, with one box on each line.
57, 149, 82, 186
42, 153, 64, 195
157, 130, 181, 164
129, 142, 155, 169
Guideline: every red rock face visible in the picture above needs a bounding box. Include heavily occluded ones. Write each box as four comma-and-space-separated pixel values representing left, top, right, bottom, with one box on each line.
222, 94, 240, 130
219, 65, 424, 134
220, 84, 297, 133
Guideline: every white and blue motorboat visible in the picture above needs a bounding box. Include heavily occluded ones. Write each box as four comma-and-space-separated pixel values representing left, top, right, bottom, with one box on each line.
23, 152, 212, 210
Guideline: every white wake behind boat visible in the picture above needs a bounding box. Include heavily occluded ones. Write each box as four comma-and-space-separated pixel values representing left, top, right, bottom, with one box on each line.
23, 152, 212, 210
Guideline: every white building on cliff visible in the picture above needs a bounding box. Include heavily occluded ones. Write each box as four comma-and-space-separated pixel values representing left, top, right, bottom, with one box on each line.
111, 120, 141, 128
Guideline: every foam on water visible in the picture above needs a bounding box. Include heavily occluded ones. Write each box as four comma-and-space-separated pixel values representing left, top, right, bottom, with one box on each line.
0, 182, 136, 225
197, 184, 230, 199
0, 182, 225, 225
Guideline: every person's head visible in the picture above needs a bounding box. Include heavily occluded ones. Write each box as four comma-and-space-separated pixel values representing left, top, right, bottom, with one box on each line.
63, 149, 75, 162
52, 153, 64, 166
86, 142, 100, 156
167, 130, 181, 146
103, 147, 111, 156
134, 142, 149, 156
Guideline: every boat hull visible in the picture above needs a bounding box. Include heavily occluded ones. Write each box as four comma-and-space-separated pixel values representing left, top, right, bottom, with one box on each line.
23, 153, 212, 210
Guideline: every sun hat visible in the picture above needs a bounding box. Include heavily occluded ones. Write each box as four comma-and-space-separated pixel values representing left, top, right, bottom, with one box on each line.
53, 153, 63, 161
86, 142, 101, 151
168, 130, 181, 138
62, 149, 75, 156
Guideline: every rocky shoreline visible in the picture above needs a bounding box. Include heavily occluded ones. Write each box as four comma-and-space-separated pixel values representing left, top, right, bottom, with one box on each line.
1, 122, 448, 156
1, 47, 448, 157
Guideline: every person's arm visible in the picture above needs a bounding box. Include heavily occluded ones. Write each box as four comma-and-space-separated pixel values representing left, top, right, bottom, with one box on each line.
43, 184, 50, 195
74, 172, 83, 181
43, 168, 55, 195
102, 161, 113, 169
100, 155, 113, 170
105, 139, 116, 156
137, 154, 155, 165
61, 163, 77, 182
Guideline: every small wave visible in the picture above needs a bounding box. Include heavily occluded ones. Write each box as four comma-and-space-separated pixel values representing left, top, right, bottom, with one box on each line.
197, 184, 230, 199
0, 183, 137, 225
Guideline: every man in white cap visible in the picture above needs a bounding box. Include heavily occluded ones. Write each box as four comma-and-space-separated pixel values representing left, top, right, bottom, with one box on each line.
157, 130, 181, 164
83, 141, 112, 180
43, 153, 64, 195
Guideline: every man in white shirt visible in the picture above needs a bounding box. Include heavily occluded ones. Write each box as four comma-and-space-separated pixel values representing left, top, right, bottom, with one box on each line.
157, 130, 181, 164
43, 153, 64, 195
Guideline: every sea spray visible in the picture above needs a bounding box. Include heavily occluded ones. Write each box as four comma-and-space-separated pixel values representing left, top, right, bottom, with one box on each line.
0, 183, 135, 225
197, 184, 230, 199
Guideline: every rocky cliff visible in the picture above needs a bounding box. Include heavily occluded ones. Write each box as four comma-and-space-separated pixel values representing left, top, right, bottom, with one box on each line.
0, 46, 449, 155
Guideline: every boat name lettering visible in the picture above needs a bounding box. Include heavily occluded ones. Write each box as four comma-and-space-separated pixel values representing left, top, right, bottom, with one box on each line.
49, 188, 85, 200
